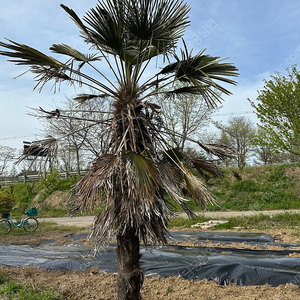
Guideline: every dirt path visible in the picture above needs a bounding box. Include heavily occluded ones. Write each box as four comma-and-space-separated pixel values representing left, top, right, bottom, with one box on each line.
39, 209, 300, 228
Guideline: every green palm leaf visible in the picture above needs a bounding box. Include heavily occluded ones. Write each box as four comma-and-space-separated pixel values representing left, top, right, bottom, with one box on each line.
83, 1, 125, 56
126, 0, 190, 46
50, 44, 101, 62
159, 42, 238, 106
125, 152, 159, 196
0, 39, 62, 68
60, 4, 91, 40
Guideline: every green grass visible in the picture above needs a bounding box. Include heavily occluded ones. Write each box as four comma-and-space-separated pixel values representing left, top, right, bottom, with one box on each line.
165, 163, 300, 213
198, 163, 300, 211
169, 215, 210, 228
0, 271, 67, 300
36, 205, 69, 218
169, 212, 300, 231
0, 221, 86, 237
2, 162, 300, 220
37, 222, 87, 233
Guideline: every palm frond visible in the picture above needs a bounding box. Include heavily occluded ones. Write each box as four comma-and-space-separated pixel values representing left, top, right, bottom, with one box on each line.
15, 136, 58, 175
126, 0, 190, 48
159, 42, 238, 107
0, 39, 62, 68
50, 44, 101, 62
181, 167, 218, 209
193, 159, 223, 178
197, 142, 239, 161
162, 86, 200, 98
125, 152, 159, 196
19, 136, 58, 159
0, 39, 72, 92
62, 0, 190, 64
60, 4, 91, 40
83, 1, 125, 56
74, 93, 108, 103
162, 148, 185, 164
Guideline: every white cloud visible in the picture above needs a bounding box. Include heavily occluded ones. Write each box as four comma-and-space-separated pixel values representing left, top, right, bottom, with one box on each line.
212, 76, 266, 126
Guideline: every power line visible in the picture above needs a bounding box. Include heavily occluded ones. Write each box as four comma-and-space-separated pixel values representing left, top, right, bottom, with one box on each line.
212, 111, 254, 117
0, 135, 37, 142
1, 112, 254, 141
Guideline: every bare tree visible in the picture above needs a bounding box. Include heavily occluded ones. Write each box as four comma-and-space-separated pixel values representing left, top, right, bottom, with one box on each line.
0, 146, 16, 176
155, 84, 219, 153
40, 99, 112, 175
214, 116, 256, 167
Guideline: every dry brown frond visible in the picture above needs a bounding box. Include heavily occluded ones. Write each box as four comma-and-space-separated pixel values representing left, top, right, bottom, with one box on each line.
197, 142, 238, 161
15, 136, 58, 174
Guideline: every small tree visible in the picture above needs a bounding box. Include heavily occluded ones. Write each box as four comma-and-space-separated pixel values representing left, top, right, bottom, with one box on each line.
214, 116, 256, 167
249, 66, 300, 159
0, 190, 15, 212
0, 146, 16, 176
40, 98, 110, 175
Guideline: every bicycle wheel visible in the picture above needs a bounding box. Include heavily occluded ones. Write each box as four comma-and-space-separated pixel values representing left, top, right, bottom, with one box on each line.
23, 217, 39, 232
0, 219, 11, 234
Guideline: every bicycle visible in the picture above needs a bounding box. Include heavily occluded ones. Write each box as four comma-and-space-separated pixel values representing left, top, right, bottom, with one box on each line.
0, 207, 39, 234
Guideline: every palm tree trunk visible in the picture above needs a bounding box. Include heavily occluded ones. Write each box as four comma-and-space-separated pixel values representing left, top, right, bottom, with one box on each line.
116, 228, 144, 300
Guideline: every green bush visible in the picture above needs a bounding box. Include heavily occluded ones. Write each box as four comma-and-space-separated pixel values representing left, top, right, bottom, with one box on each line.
0, 190, 15, 212
39, 169, 80, 201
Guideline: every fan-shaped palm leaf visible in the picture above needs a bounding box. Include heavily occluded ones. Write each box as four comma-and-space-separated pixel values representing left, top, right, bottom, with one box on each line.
125, 152, 159, 196
50, 44, 101, 62
126, 0, 190, 46
159, 43, 238, 106
0, 39, 62, 69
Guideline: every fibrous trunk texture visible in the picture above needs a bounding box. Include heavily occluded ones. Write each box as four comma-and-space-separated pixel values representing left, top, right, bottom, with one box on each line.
116, 228, 144, 300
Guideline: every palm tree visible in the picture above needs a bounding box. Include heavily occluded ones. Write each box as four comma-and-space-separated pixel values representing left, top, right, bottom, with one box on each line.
0, 0, 238, 299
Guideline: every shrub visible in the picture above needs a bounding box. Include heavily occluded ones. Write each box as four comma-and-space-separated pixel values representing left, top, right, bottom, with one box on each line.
0, 190, 15, 212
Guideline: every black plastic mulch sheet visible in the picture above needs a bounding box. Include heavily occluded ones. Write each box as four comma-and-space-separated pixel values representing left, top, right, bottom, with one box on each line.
1, 231, 300, 287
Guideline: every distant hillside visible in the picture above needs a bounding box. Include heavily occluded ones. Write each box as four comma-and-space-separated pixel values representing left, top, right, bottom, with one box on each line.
205, 163, 300, 211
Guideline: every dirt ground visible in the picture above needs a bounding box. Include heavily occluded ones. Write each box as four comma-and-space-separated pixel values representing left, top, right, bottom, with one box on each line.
1, 265, 300, 300
1, 228, 300, 299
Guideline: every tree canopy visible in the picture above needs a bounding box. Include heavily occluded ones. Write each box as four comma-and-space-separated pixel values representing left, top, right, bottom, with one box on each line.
249, 66, 300, 158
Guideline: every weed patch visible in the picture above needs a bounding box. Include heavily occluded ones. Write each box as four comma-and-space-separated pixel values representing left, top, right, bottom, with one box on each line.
0, 272, 64, 300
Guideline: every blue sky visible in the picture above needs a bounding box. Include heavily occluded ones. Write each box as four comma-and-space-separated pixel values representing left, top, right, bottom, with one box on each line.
1, 0, 300, 159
